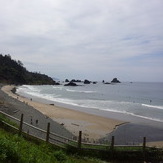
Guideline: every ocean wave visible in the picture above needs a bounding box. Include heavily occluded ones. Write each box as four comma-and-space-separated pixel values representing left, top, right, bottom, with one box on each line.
102, 108, 163, 122
60, 100, 163, 123
124, 112, 163, 122
30, 92, 61, 99
52, 86, 63, 90
66, 89, 96, 93
17, 86, 61, 100
142, 104, 163, 110
20, 85, 41, 93
16, 84, 163, 123
58, 99, 163, 123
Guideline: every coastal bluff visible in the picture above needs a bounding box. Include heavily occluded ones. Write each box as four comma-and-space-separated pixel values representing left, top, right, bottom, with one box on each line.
0, 54, 57, 85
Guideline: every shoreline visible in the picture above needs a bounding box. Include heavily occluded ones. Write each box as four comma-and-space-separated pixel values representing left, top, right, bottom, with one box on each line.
1, 84, 163, 147
1, 85, 125, 141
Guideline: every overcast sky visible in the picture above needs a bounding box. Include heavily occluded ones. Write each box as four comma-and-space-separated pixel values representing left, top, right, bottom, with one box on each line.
0, 0, 163, 82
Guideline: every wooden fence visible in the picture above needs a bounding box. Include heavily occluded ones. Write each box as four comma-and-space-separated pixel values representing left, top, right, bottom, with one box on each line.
0, 111, 149, 152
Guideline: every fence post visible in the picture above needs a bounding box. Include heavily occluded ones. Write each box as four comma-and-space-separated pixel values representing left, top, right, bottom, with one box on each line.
19, 114, 24, 136
46, 123, 50, 143
78, 131, 82, 149
110, 136, 115, 151
143, 137, 146, 160
143, 137, 146, 151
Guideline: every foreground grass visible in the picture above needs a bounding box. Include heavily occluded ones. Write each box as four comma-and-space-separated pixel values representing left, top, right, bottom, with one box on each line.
0, 128, 102, 163
0, 113, 19, 128
0, 112, 163, 162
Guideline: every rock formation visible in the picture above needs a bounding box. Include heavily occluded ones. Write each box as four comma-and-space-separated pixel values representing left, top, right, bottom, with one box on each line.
84, 79, 91, 84
64, 82, 78, 86
111, 78, 121, 83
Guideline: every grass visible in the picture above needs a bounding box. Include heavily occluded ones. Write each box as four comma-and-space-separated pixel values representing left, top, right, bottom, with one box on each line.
0, 112, 163, 162
0, 128, 102, 163
0, 113, 19, 128
0, 113, 101, 163
68, 139, 110, 150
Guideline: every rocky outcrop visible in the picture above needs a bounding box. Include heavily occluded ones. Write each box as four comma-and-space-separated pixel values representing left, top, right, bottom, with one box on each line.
71, 79, 82, 83
53, 81, 60, 85
104, 82, 111, 84
65, 79, 82, 83
64, 82, 78, 86
111, 78, 121, 83
65, 79, 69, 82
84, 79, 91, 84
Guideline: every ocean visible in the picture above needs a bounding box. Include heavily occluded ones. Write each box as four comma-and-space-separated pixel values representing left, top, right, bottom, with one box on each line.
17, 82, 163, 123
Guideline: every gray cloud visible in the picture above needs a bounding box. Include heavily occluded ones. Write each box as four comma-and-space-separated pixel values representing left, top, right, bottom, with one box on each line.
0, 0, 163, 81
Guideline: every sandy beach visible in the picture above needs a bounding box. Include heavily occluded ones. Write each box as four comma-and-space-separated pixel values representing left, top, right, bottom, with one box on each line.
1, 85, 124, 141
1, 85, 163, 147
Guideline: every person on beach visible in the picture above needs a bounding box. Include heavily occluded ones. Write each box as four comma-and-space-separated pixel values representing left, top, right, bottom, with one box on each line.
31, 117, 33, 125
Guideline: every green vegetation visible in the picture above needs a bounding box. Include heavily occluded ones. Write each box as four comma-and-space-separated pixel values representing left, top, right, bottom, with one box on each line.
0, 113, 163, 162
0, 113, 101, 163
0, 113, 18, 128
68, 140, 110, 150
0, 54, 56, 85
0, 128, 102, 163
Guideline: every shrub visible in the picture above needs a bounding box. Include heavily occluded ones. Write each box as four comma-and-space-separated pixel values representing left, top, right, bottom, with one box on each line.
53, 150, 67, 162
0, 137, 19, 162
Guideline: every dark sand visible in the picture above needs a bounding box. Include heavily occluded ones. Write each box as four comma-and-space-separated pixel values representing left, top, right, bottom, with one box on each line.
103, 123, 163, 145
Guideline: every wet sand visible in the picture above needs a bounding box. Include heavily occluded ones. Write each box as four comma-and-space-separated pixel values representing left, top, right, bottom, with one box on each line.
105, 123, 163, 147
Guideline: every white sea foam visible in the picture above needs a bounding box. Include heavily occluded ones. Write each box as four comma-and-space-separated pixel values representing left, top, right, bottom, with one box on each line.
16, 83, 163, 123
66, 89, 96, 93
100, 108, 163, 122
23, 85, 36, 90
52, 86, 63, 90
142, 104, 163, 110
124, 112, 163, 122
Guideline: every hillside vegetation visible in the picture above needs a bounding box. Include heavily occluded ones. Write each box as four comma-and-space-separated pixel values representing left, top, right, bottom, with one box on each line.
0, 54, 56, 85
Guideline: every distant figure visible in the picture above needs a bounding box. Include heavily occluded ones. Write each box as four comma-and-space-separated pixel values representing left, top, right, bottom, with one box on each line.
36, 119, 38, 125
150, 100, 152, 104
30, 117, 33, 125
30, 98, 32, 101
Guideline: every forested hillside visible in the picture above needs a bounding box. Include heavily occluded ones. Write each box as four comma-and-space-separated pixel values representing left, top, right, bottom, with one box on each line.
0, 54, 56, 85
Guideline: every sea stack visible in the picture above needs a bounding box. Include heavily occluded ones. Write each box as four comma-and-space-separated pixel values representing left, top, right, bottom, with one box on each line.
111, 78, 121, 83
84, 79, 91, 84
64, 81, 78, 86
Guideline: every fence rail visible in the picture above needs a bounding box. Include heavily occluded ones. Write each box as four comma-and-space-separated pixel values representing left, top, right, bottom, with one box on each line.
0, 111, 154, 152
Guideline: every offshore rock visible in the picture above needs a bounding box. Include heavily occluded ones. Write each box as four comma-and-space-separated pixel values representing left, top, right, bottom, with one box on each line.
84, 79, 91, 84
64, 82, 78, 86
65, 79, 69, 82
53, 81, 60, 85
71, 79, 82, 83
111, 78, 121, 83
105, 82, 111, 84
